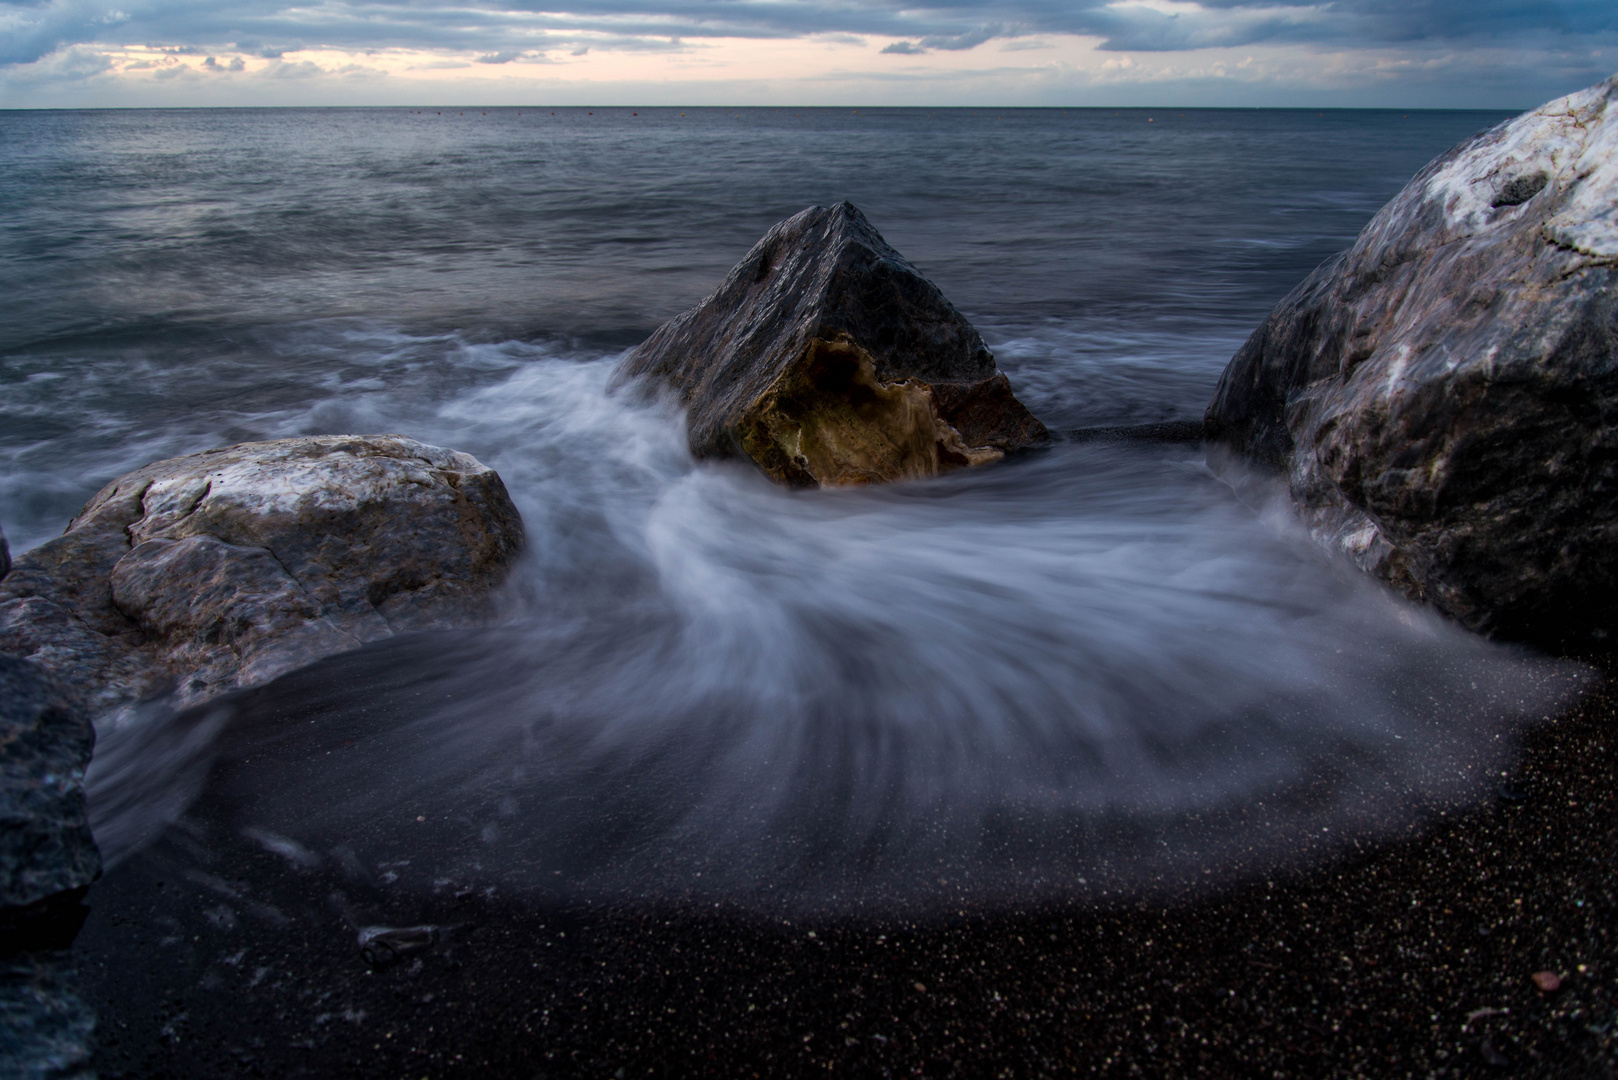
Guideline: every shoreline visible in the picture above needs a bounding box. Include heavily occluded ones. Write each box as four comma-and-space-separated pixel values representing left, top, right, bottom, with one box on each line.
70, 657, 1616, 1078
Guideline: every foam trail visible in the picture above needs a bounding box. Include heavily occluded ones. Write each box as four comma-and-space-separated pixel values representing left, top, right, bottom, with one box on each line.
86, 354, 1584, 915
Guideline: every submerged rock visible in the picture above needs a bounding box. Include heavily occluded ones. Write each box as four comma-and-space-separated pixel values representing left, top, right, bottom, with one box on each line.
0, 655, 98, 932
0, 435, 525, 713
1206, 75, 1618, 648
357, 923, 465, 968
616, 201, 1048, 487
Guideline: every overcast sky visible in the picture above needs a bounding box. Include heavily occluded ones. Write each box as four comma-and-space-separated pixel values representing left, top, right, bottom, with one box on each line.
2, 1, 1614, 109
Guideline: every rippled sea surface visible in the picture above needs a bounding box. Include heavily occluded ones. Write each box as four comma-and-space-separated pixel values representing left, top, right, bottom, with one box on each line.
0, 106, 1579, 912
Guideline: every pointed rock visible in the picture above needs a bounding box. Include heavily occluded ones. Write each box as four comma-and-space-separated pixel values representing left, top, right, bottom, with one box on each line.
616, 202, 1048, 487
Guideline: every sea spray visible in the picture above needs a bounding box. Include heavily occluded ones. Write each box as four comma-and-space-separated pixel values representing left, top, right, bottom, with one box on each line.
86, 355, 1586, 913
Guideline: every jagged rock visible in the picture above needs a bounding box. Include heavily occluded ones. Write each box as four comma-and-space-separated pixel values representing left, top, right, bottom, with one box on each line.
0, 436, 524, 713
1206, 75, 1618, 648
0, 655, 98, 919
616, 201, 1048, 487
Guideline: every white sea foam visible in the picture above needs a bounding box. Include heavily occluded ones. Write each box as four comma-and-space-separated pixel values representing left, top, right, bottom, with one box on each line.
84, 348, 1583, 912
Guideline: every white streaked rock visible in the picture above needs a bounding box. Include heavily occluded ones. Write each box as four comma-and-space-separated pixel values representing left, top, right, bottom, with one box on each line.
1, 435, 525, 714
1207, 73, 1618, 649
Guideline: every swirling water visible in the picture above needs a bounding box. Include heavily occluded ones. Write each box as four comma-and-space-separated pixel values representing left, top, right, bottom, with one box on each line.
0, 106, 1580, 912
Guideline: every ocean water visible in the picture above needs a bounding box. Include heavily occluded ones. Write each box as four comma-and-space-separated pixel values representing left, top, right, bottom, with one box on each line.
0, 106, 1581, 911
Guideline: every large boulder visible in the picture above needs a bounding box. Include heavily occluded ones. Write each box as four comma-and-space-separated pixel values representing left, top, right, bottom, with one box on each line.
615, 202, 1048, 487
0, 436, 525, 713
1206, 75, 1618, 649
0, 656, 98, 921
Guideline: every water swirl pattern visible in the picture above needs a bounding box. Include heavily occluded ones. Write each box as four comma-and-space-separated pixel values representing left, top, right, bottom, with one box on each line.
0, 106, 1578, 913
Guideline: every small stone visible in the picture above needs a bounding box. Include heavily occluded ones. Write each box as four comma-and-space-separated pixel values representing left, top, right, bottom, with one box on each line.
1530, 970, 1561, 992
358, 925, 445, 968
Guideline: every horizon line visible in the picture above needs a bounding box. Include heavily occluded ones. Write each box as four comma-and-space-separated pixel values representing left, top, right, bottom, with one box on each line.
0, 103, 1523, 113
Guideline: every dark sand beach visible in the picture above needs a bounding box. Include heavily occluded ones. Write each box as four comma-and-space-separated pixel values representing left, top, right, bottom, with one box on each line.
72, 654, 1615, 1079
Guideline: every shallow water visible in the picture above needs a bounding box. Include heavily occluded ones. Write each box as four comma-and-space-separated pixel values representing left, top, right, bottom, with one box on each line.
0, 105, 1582, 914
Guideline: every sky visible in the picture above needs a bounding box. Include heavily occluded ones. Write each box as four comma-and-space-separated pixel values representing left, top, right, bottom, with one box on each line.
1, 1, 1614, 109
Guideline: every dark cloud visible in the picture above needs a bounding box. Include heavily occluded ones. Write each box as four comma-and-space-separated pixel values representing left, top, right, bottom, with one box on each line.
1, 0, 1615, 69
921, 23, 1003, 50
4, 45, 114, 83
1191, 0, 1618, 44
881, 23, 1001, 55
1013, 0, 1618, 54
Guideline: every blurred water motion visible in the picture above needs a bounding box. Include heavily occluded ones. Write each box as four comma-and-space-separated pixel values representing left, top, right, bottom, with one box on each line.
0, 105, 1580, 912
87, 358, 1583, 912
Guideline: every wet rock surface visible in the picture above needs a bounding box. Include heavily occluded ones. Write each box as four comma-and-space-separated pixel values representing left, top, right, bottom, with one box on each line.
615, 201, 1048, 487
1206, 75, 1618, 648
0, 656, 99, 926
0, 436, 524, 715
0, 954, 95, 1080
0, 658, 99, 1080
69, 650, 1618, 1079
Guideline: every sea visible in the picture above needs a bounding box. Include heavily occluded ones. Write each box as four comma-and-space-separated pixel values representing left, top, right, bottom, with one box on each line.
0, 106, 1582, 914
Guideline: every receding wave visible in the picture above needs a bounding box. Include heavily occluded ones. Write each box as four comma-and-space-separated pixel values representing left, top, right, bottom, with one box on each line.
85, 352, 1585, 915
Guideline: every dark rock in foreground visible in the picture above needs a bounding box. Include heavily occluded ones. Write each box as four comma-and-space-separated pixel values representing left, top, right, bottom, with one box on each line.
616, 202, 1048, 487
0, 656, 98, 930
0, 955, 94, 1079
1206, 75, 1618, 648
0, 435, 525, 714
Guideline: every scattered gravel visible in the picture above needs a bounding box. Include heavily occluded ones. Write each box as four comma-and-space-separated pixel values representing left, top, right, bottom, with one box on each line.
75, 659, 1618, 1078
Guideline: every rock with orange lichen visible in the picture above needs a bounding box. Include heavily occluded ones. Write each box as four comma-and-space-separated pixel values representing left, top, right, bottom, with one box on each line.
614, 202, 1048, 487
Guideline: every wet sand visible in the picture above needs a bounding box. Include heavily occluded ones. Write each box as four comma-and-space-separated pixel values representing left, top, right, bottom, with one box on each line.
73, 660, 1616, 1079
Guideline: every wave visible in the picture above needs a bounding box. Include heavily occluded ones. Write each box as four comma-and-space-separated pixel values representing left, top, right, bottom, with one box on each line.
84, 350, 1585, 914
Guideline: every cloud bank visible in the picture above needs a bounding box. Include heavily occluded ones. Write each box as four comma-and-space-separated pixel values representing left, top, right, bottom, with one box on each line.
1, 1, 1614, 107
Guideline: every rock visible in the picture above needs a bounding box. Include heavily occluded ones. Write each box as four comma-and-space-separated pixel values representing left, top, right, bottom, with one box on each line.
1, 522, 10, 580
1530, 970, 1561, 992
0, 436, 524, 714
357, 924, 461, 968
1205, 75, 1618, 647
0, 955, 95, 1078
0, 655, 99, 929
615, 201, 1048, 487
